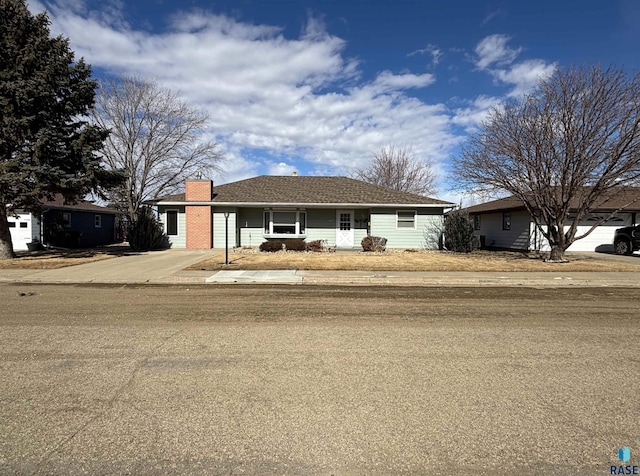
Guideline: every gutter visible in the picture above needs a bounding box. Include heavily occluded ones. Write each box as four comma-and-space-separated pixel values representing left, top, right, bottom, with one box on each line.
147, 201, 455, 209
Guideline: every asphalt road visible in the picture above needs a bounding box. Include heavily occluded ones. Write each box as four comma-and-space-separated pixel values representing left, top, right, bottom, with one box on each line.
1, 284, 638, 475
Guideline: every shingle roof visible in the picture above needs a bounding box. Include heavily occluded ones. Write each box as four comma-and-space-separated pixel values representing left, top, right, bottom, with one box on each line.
155, 176, 454, 206
41, 194, 119, 214
463, 187, 640, 214
463, 196, 528, 214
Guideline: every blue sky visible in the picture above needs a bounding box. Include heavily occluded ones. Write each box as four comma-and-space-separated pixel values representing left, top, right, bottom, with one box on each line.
29, 0, 640, 202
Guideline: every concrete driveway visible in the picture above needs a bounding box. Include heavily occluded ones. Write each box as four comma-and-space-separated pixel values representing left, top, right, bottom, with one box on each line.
4, 249, 216, 284
586, 250, 640, 265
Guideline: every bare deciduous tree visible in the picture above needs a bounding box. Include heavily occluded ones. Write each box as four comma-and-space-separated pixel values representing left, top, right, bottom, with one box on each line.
92, 76, 224, 221
452, 65, 640, 261
353, 146, 437, 196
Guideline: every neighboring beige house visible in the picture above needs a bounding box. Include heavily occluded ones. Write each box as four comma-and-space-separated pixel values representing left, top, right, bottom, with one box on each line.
462, 188, 640, 252
149, 175, 455, 249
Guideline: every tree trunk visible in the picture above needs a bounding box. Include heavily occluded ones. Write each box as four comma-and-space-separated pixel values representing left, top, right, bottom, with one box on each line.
549, 244, 565, 262
0, 204, 16, 259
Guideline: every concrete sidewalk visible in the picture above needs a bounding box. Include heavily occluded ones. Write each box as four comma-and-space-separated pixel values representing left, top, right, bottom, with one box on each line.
206, 269, 640, 287
1, 249, 639, 287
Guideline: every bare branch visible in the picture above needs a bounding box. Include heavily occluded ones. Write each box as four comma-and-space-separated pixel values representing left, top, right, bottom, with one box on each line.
353, 145, 437, 196
452, 65, 640, 260
92, 75, 225, 220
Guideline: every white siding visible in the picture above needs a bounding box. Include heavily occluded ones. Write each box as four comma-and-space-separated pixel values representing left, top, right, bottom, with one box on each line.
474, 210, 530, 250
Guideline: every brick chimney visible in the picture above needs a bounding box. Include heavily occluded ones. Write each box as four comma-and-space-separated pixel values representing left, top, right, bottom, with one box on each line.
185, 180, 213, 249
185, 180, 213, 201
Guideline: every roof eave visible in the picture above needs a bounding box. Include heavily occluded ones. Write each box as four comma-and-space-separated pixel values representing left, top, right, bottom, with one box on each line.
152, 201, 455, 208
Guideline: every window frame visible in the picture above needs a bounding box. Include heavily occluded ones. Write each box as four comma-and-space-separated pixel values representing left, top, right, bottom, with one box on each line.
165, 209, 179, 236
62, 212, 71, 228
396, 210, 417, 230
263, 209, 306, 237
502, 212, 511, 231
94, 214, 102, 228
473, 214, 481, 231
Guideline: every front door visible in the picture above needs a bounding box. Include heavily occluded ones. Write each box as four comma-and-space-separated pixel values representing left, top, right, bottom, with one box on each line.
336, 210, 354, 247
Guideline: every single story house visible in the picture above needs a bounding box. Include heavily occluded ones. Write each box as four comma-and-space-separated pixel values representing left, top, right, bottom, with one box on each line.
8, 195, 122, 250
462, 188, 640, 252
149, 175, 455, 249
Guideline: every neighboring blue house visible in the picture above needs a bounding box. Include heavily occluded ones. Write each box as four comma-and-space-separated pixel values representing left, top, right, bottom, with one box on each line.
149, 175, 455, 250
8, 195, 122, 250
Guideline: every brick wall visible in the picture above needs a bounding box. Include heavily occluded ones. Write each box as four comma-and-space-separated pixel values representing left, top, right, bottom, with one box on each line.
185, 180, 213, 249
185, 180, 213, 201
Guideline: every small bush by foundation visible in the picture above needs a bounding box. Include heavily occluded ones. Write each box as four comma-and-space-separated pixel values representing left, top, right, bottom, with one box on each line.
361, 236, 387, 252
305, 240, 325, 252
259, 240, 284, 252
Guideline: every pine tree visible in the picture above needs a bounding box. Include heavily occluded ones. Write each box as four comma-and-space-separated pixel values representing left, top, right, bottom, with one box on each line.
444, 210, 477, 253
0, 0, 122, 258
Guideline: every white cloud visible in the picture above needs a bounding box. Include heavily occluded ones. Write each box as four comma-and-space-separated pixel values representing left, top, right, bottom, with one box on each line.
33, 1, 458, 184
451, 95, 503, 132
267, 162, 298, 176
493, 59, 557, 97
367, 71, 436, 95
472, 35, 556, 99
408, 43, 443, 69
474, 34, 521, 70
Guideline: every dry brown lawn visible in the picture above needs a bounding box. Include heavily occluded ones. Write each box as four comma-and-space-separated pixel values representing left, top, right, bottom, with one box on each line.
0, 246, 129, 269
187, 249, 640, 272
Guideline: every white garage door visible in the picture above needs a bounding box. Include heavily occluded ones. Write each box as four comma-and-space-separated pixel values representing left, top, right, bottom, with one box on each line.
8, 213, 33, 251
567, 213, 632, 251
534, 213, 633, 252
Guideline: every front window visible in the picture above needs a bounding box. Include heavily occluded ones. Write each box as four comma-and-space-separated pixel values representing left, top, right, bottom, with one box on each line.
273, 211, 297, 234
94, 215, 102, 228
263, 210, 306, 236
166, 210, 178, 236
473, 215, 481, 230
397, 210, 416, 229
62, 212, 71, 227
502, 212, 511, 231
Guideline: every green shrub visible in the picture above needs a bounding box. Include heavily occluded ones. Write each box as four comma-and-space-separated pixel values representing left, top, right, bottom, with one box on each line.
127, 207, 170, 251
361, 235, 387, 252
443, 210, 477, 253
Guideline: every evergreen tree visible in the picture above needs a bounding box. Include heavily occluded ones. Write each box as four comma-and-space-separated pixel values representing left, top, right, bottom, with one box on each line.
0, 0, 122, 258
444, 210, 477, 253
126, 207, 169, 251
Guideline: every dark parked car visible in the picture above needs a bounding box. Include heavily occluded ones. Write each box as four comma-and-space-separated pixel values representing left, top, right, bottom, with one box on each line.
613, 225, 640, 255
